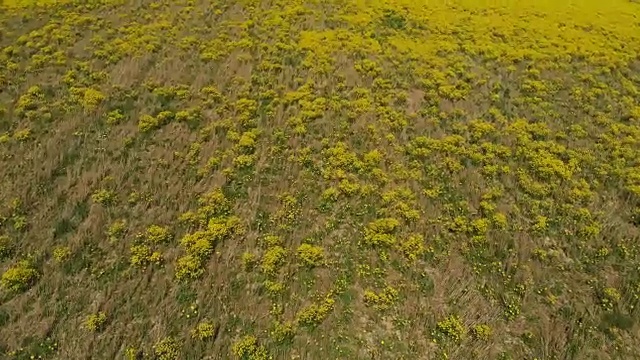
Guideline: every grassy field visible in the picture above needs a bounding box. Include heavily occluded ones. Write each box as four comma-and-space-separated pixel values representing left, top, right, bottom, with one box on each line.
1, 0, 640, 358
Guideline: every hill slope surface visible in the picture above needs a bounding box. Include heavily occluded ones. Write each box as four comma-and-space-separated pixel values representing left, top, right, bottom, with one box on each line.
1, 0, 640, 358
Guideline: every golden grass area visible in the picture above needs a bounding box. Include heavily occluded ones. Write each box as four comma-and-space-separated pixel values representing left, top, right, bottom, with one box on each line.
1, 0, 640, 358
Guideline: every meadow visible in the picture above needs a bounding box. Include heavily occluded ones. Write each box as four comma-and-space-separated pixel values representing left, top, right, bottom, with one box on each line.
1, 0, 640, 358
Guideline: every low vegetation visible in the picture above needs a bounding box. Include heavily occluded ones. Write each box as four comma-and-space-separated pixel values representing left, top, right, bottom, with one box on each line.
1, 0, 640, 358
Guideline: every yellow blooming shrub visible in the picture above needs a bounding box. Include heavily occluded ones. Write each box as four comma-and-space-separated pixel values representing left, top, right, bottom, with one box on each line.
52, 246, 71, 263
433, 315, 466, 343
83, 311, 107, 332
81, 88, 105, 110
261, 246, 287, 276
231, 335, 269, 360
363, 286, 399, 310
296, 243, 324, 267
1, 260, 39, 292
153, 337, 180, 360
398, 234, 425, 261
191, 321, 216, 341
175, 254, 205, 280
145, 225, 172, 244
471, 324, 492, 341
363, 218, 400, 246
91, 189, 116, 205
296, 295, 335, 327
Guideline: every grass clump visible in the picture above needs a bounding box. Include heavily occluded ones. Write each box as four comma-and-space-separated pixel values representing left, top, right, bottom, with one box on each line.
0, 235, 13, 259
241, 252, 257, 271
599, 287, 622, 312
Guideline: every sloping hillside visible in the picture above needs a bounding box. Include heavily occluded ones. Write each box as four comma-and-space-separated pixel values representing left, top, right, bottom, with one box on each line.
1, 0, 640, 358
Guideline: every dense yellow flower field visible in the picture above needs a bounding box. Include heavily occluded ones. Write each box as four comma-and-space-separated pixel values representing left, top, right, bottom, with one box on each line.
1, 0, 640, 358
